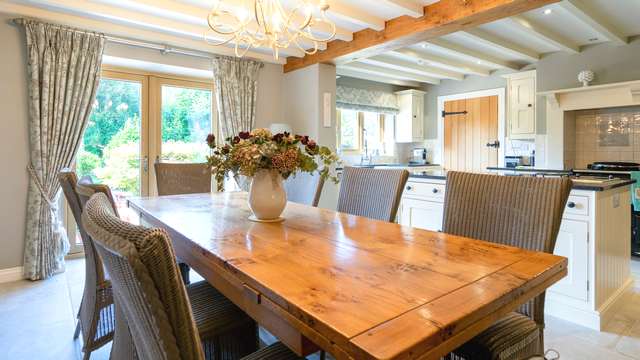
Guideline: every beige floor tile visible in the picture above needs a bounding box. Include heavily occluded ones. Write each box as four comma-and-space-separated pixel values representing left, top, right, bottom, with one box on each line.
2, 258, 640, 359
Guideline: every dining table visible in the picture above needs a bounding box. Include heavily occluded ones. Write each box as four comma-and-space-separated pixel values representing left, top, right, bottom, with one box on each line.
127, 191, 567, 360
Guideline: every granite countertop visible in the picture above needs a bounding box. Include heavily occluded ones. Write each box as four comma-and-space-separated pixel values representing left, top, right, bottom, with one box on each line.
408, 169, 636, 192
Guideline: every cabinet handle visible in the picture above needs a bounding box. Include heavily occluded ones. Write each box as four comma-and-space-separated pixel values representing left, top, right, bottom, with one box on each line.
528, 103, 533, 107
567, 202, 576, 208
406, 185, 413, 191
432, 188, 439, 194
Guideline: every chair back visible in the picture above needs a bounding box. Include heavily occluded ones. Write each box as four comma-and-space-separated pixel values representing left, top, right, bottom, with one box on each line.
443, 171, 572, 326
337, 167, 409, 222
284, 172, 325, 207
58, 169, 107, 285
82, 193, 203, 360
76, 179, 120, 218
155, 162, 211, 196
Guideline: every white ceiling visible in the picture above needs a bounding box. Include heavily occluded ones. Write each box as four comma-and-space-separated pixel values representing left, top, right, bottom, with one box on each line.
1, 0, 638, 83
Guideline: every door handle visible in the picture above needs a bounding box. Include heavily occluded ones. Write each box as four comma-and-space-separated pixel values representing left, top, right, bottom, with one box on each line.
142, 156, 149, 172
486, 140, 500, 148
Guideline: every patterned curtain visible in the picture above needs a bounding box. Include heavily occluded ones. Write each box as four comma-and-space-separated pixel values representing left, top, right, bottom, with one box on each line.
211, 57, 263, 139
336, 85, 400, 115
18, 19, 105, 280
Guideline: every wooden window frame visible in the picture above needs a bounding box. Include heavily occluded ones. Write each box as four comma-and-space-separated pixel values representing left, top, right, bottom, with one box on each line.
337, 109, 386, 155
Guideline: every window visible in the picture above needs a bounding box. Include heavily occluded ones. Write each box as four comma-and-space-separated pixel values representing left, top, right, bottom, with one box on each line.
338, 109, 394, 156
66, 69, 215, 254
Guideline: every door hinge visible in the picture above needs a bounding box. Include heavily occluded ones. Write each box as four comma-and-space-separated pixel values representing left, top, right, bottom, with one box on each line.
587, 281, 590, 292
442, 110, 468, 117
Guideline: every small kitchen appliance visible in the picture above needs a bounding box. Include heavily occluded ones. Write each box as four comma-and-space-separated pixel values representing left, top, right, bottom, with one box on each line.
410, 148, 429, 165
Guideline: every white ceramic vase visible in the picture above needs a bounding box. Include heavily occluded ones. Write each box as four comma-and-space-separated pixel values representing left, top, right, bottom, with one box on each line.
248, 169, 287, 221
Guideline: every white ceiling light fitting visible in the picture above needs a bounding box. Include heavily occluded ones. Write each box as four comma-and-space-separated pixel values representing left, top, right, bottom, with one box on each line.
205, 0, 336, 60
544, 8, 552, 15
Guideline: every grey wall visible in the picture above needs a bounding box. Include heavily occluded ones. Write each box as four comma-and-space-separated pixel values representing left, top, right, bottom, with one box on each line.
536, 38, 640, 92
0, 15, 286, 270
422, 74, 508, 139
283, 64, 340, 210
0, 15, 30, 270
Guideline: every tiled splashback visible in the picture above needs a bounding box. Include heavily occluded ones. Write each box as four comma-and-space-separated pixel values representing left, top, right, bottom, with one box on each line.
566, 106, 640, 169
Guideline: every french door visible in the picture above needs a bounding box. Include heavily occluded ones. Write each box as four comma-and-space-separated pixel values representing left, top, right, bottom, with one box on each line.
66, 69, 215, 253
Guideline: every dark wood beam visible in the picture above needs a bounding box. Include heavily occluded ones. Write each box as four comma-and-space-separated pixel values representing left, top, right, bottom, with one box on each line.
284, 0, 560, 73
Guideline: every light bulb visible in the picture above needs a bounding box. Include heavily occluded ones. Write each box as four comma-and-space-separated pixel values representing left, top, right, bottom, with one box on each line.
237, 7, 249, 22
272, 12, 283, 31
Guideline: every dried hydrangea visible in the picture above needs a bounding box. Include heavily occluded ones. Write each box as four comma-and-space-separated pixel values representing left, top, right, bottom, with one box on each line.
205, 130, 341, 191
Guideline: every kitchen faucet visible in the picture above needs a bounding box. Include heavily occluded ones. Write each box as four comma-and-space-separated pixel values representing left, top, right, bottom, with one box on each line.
360, 128, 370, 165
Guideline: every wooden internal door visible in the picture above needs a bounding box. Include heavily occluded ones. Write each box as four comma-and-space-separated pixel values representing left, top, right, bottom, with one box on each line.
443, 95, 499, 172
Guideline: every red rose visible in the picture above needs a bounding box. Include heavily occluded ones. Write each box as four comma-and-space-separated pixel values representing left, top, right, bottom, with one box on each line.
239, 131, 251, 139
306, 140, 317, 150
206, 133, 216, 148
232, 136, 241, 144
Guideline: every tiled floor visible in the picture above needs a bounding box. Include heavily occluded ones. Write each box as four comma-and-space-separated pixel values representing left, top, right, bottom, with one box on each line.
1, 258, 639, 360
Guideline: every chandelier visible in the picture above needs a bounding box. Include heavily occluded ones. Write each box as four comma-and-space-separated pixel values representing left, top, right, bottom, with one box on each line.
205, 0, 336, 60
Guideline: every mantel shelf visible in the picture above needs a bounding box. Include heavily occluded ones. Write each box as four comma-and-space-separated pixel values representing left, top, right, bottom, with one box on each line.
538, 79, 640, 110
538, 79, 640, 96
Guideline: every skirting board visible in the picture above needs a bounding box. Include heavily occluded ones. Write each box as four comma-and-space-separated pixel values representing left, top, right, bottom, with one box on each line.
546, 278, 634, 331
0, 266, 24, 283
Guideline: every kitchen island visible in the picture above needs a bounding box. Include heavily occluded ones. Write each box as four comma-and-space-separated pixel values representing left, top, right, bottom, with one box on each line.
399, 170, 635, 330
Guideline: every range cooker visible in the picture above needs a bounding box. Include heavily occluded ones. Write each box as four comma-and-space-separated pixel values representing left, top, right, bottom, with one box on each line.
574, 161, 640, 257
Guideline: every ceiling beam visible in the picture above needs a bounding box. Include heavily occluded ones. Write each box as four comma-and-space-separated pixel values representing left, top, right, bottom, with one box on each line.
0, 1, 285, 63
360, 55, 464, 81
390, 48, 490, 77
558, 0, 627, 46
508, 15, 580, 53
341, 62, 441, 85
378, 0, 424, 18
319, 1, 386, 31
284, 0, 561, 73
336, 67, 421, 87
461, 28, 540, 63
428, 39, 520, 70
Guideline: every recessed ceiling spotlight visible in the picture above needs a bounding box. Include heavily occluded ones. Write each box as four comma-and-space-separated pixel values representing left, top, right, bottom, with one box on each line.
417, 59, 424, 65
544, 8, 552, 15
589, 37, 599, 42
420, 43, 428, 49
476, 60, 483, 65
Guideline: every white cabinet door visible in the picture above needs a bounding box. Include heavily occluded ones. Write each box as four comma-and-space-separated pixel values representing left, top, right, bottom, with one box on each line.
395, 90, 425, 143
509, 76, 535, 138
399, 198, 444, 232
549, 219, 589, 301
411, 94, 424, 141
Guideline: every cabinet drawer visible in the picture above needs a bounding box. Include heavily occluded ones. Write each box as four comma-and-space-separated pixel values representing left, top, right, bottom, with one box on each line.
564, 195, 589, 216
404, 181, 446, 201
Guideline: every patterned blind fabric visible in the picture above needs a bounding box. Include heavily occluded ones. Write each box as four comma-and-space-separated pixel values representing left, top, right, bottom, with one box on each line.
336, 86, 399, 115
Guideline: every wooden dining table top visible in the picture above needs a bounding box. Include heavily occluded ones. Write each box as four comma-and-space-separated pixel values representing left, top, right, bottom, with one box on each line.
127, 192, 567, 360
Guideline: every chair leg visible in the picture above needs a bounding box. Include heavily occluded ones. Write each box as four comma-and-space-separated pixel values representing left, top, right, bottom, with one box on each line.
320, 350, 326, 360
178, 262, 191, 285
74, 322, 81, 339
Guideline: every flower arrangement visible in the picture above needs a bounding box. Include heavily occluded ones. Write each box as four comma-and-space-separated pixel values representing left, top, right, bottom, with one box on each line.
206, 128, 340, 191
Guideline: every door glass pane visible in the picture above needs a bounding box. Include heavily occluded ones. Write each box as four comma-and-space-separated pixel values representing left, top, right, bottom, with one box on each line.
161, 85, 212, 162
77, 78, 142, 225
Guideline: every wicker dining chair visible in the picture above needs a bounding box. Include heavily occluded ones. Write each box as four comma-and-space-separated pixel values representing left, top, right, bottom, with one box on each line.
284, 172, 325, 207
155, 162, 212, 284
155, 162, 212, 196
441, 171, 572, 360
337, 167, 410, 222
81, 192, 303, 360
58, 170, 115, 360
